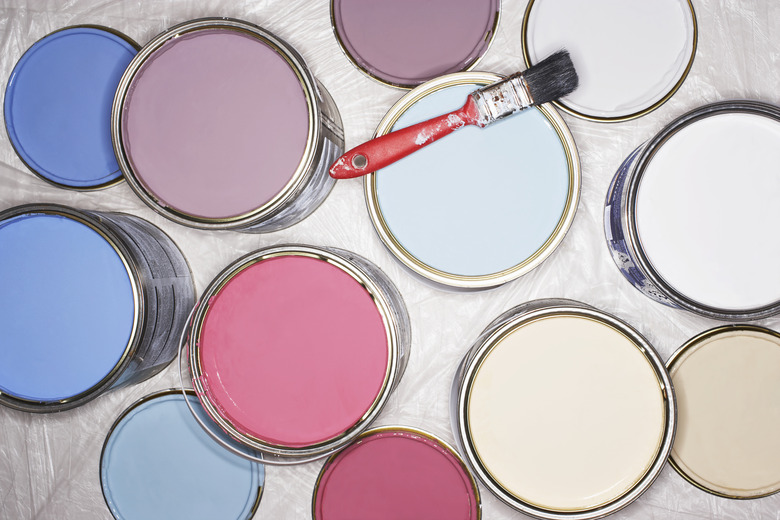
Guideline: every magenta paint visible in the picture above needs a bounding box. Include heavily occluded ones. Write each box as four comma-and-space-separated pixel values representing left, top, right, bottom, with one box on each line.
313, 427, 480, 519
185, 245, 411, 461
114, 19, 344, 231
332, 0, 500, 87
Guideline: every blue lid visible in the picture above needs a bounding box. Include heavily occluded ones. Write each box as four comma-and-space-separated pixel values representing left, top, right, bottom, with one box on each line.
0, 210, 136, 402
4, 27, 138, 189
101, 391, 264, 520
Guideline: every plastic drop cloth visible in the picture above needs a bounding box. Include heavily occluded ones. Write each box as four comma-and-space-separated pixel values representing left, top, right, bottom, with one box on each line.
2, 1, 780, 519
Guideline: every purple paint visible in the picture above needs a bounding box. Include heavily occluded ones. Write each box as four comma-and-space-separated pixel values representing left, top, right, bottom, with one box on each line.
332, 0, 499, 87
121, 28, 309, 219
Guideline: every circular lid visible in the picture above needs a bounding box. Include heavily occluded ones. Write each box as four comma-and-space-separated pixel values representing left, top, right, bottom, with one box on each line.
465, 312, 667, 515
331, 0, 499, 88
313, 427, 480, 519
522, 0, 696, 121
0, 208, 137, 407
117, 21, 311, 223
668, 326, 780, 499
634, 106, 780, 314
366, 74, 578, 289
101, 390, 264, 519
4, 26, 138, 189
193, 251, 391, 450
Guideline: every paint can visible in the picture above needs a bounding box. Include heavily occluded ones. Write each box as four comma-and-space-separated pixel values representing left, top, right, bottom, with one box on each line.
100, 389, 264, 519
0, 204, 195, 413
312, 426, 481, 519
179, 244, 410, 463
605, 101, 780, 320
667, 325, 780, 499
522, 0, 697, 122
451, 299, 675, 519
4, 26, 139, 189
330, 0, 500, 88
364, 72, 580, 289
112, 18, 344, 232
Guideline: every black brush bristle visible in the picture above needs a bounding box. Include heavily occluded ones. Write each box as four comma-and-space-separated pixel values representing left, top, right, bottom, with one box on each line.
523, 49, 579, 105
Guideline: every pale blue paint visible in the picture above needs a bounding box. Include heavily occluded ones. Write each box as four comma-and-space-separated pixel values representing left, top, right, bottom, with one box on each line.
0, 212, 134, 401
101, 393, 263, 520
375, 84, 571, 277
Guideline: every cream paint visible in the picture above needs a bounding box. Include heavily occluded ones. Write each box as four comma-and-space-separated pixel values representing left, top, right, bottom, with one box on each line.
525, 0, 694, 119
636, 113, 780, 311
467, 315, 665, 511
670, 329, 780, 497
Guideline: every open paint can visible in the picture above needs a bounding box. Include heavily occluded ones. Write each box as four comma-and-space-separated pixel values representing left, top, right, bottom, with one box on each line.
451, 299, 675, 519
4, 26, 139, 189
100, 389, 264, 519
667, 325, 780, 499
0, 204, 195, 413
522, 0, 697, 121
312, 426, 480, 519
112, 18, 344, 232
605, 101, 780, 320
364, 72, 580, 289
331, 0, 500, 88
180, 244, 410, 463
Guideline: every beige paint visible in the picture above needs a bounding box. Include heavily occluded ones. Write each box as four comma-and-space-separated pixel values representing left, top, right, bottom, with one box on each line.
670, 329, 780, 497
467, 315, 665, 511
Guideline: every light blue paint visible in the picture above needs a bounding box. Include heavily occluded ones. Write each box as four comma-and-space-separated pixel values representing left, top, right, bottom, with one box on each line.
376, 84, 570, 277
4, 27, 137, 188
101, 393, 264, 520
0, 212, 135, 401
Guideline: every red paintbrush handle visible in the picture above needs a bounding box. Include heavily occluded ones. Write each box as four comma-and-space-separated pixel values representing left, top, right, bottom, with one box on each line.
329, 98, 479, 179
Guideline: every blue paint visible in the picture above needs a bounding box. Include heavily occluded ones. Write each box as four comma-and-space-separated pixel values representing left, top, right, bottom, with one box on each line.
0, 212, 135, 401
376, 84, 570, 277
101, 392, 263, 520
4, 27, 137, 188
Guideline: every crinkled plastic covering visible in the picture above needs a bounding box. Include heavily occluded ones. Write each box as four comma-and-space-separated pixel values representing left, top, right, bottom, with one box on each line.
1, 1, 779, 519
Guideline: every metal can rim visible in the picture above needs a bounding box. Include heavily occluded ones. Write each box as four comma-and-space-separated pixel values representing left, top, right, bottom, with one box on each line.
363, 72, 581, 289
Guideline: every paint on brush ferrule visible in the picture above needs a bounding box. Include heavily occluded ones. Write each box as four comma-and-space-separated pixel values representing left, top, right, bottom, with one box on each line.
470, 74, 532, 127
451, 299, 676, 519
179, 244, 411, 464
604, 100, 780, 320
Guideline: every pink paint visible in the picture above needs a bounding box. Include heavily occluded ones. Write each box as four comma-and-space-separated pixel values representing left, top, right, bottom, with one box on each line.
197, 255, 389, 447
121, 28, 309, 219
332, 0, 499, 86
314, 429, 479, 519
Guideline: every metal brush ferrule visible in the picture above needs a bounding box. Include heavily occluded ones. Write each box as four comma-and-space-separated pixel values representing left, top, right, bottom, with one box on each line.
470, 73, 533, 127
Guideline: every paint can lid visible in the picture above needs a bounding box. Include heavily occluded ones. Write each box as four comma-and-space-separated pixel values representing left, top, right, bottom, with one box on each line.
4, 26, 138, 189
101, 390, 264, 520
522, 0, 697, 121
331, 0, 500, 88
0, 205, 138, 410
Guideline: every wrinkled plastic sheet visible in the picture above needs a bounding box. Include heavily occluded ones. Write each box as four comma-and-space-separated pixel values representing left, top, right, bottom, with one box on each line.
2, 1, 780, 519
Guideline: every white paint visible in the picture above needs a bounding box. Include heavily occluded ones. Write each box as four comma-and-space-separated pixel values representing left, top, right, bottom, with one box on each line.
467, 315, 665, 511
669, 329, 780, 497
526, 0, 695, 119
636, 112, 780, 311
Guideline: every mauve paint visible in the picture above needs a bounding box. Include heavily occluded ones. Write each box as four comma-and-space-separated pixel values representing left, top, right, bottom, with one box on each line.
332, 0, 499, 87
198, 255, 389, 447
314, 428, 479, 519
121, 28, 309, 219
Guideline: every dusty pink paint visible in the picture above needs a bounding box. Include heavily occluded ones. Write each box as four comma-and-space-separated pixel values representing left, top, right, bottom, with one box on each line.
121, 28, 309, 219
314, 429, 479, 519
197, 255, 389, 447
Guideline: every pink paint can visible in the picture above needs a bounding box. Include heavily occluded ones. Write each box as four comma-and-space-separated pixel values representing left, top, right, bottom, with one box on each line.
179, 245, 410, 463
112, 18, 343, 232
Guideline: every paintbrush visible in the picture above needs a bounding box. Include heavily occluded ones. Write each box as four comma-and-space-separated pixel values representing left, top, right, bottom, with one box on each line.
329, 50, 578, 179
